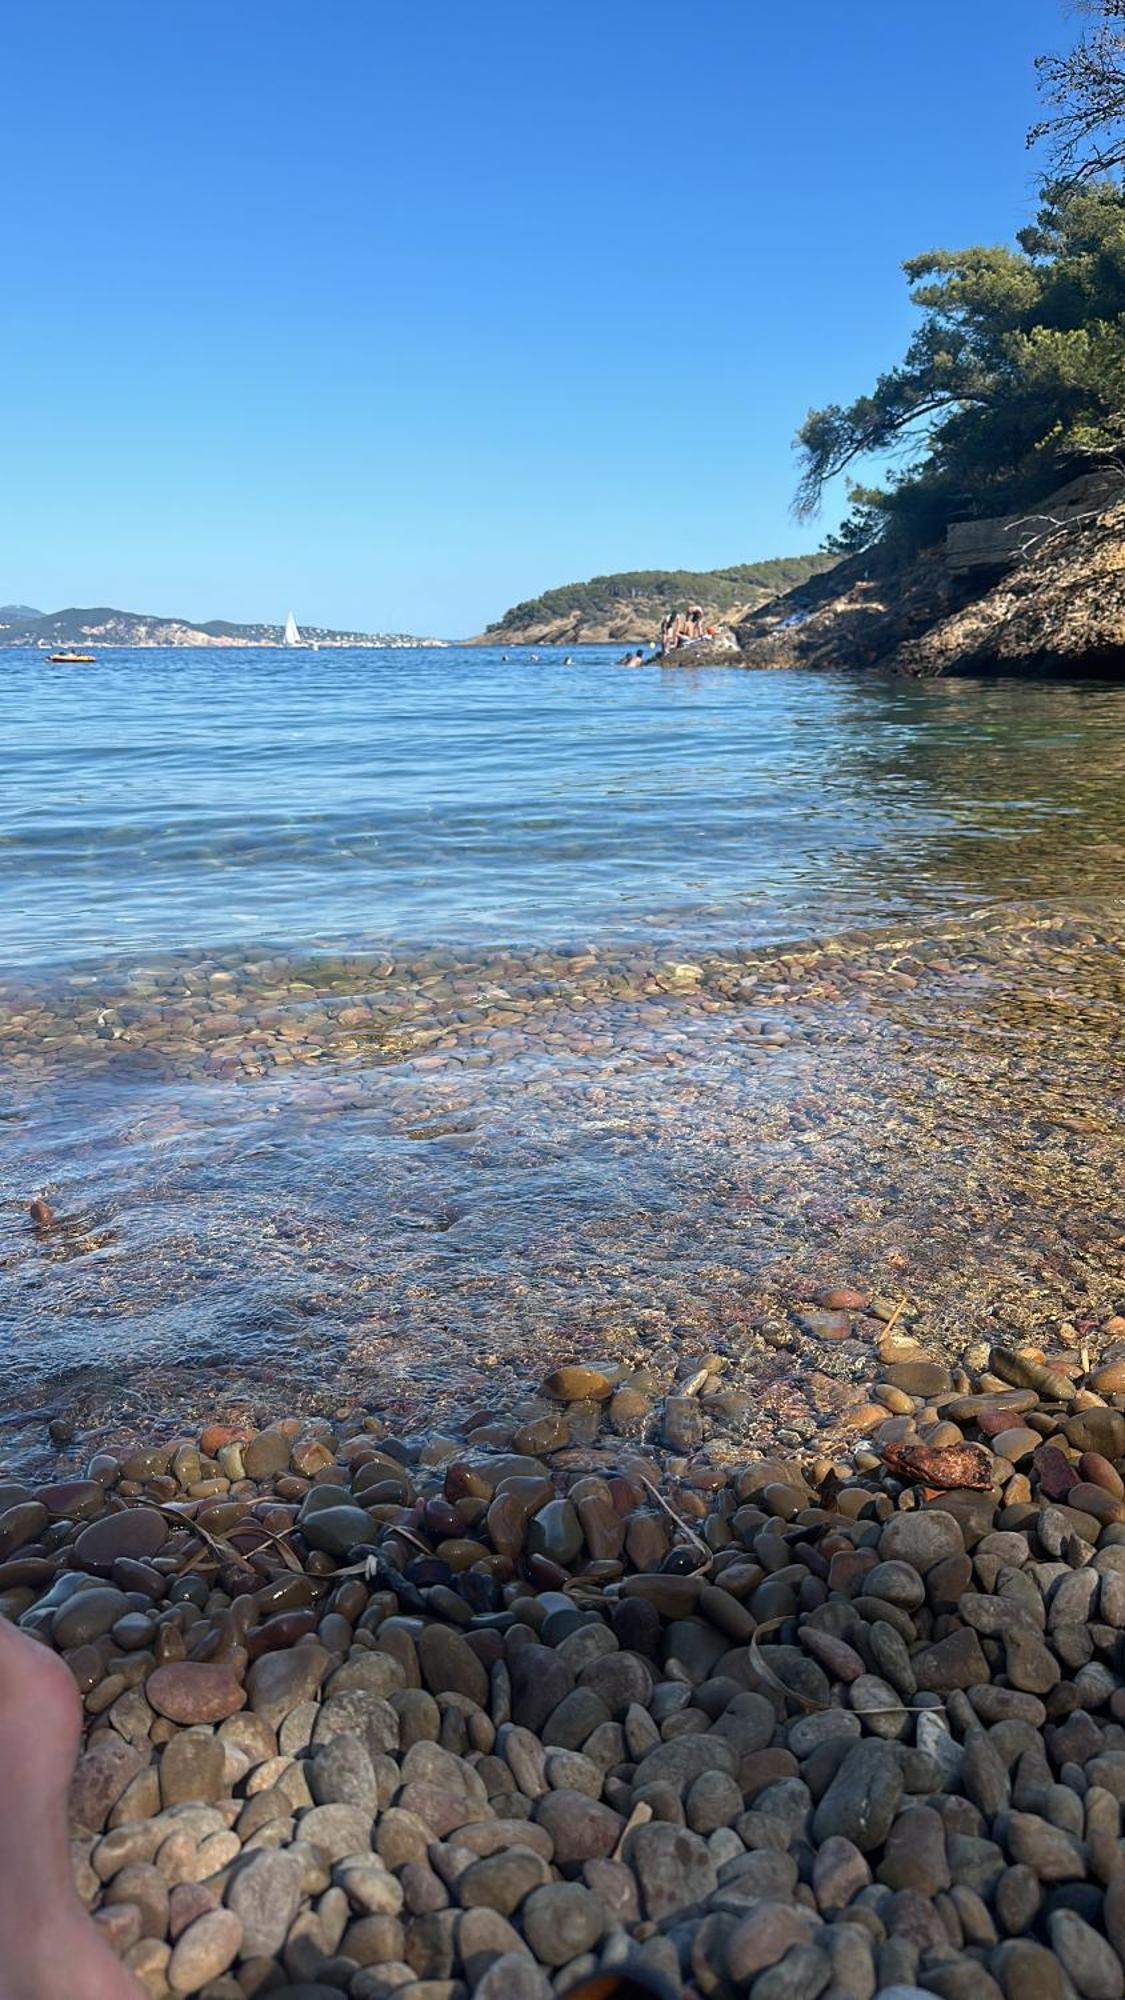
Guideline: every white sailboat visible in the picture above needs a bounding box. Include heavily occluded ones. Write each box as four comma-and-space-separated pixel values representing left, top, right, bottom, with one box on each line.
283, 610, 302, 646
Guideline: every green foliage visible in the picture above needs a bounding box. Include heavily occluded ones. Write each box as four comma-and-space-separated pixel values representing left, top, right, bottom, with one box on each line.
486, 555, 835, 634
820, 486, 890, 557
795, 184, 1125, 552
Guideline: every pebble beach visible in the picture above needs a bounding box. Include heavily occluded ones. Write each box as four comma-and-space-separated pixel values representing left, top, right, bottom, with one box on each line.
1, 647, 1123, 1995
7, 1320, 1125, 1999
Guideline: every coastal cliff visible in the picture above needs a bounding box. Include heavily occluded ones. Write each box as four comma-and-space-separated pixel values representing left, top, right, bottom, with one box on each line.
734, 494, 1125, 677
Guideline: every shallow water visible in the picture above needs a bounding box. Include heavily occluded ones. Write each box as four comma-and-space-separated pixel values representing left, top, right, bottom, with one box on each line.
1, 647, 1123, 1469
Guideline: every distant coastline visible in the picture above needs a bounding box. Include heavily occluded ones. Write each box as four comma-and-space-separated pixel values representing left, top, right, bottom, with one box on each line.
0, 602, 446, 649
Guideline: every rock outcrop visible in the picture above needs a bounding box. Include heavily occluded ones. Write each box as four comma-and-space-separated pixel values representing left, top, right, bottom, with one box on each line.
475, 557, 835, 648
735, 497, 1125, 677
905, 499, 1125, 675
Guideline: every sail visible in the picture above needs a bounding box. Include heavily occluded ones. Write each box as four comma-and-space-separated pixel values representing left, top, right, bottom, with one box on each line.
284, 611, 302, 646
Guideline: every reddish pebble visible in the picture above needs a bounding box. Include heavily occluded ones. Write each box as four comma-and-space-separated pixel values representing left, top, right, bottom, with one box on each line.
443, 1462, 491, 1503
28, 1197, 54, 1229
817, 1287, 870, 1312
36, 1480, 106, 1519
608, 1477, 639, 1519
880, 1440, 984, 1488
168, 1882, 218, 1941
1079, 1451, 1125, 1499
247, 1609, 317, 1658
1032, 1443, 1078, 1500
527, 1552, 571, 1590
200, 1425, 247, 1456
73, 1509, 170, 1572
828, 1548, 878, 1593
146, 1661, 246, 1724
976, 1408, 1025, 1438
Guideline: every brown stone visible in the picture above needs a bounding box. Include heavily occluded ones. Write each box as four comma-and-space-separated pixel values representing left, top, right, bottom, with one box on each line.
73, 1509, 170, 1573
741, 1748, 801, 1796
1032, 1443, 1078, 1500
0, 1502, 49, 1559
1067, 1481, 1125, 1524
200, 1425, 247, 1456
36, 1480, 107, 1518
486, 1492, 530, 1561
159, 1731, 227, 1806
880, 1441, 994, 1489
727, 1906, 817, 1982
70, 1738, 148, 1834
571, 1479, 626, 1560
246, 1643, 330, 1727
911, 1627, 990, 1692
167, 1882, 217, 1942
290, 1437, 335, 1477
1078, 1451, 1125, 1498
624, 1514, 668, 1570
609, 1387, 650, 1433
146, 1663, 247, 1725
1065, 1408, 1125, 1457
927, 1552, 974, 1613
1089, 1361, 1125, 1395
166, 1908, 242, 1992
512, 1414, 569, 1456
540, 1366, 614, 1403
619, 1573, 700, 1618
457, 1848, 550, 1915
535, 1789, 623, 1864
93, 1904, 143, 1955
105, 1863, 170, 1940
417, 1625, 489, 1706
241, 1430, 293, 1479
990, 1428, 1040, 1464
396, 1780, 481, 1837
457, 1819, 554, 1862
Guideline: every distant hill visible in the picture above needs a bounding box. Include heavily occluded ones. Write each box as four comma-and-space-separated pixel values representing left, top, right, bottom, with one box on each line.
476, 555, 837, 645
0, 604, 444, 648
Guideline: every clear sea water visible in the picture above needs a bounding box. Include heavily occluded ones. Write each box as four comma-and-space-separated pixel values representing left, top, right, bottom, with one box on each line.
1, 646, 1124, 964
1, 646, 1123, 1468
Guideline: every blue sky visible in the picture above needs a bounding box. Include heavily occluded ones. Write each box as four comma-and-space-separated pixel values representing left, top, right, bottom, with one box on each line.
2, 0, 1070, 635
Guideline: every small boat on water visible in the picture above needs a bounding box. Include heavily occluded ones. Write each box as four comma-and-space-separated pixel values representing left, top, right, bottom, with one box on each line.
283, 610, 319, 652
48, 652, 97, 663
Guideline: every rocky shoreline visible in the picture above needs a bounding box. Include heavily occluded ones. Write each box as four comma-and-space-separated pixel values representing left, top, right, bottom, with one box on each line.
733, 501, 1125, 678
5, 1309, 1125, 1996
6, 893, 1122, 1480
